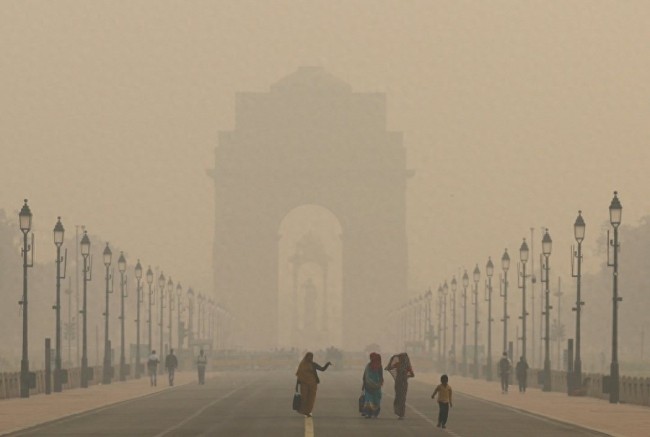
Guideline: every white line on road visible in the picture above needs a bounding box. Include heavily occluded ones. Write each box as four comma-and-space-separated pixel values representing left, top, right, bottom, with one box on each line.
304, 416, 314, 437
384, 392, 464, 437
153, 379, 258, 437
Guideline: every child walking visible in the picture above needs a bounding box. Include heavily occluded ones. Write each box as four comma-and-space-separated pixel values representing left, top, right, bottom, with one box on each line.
431, 374, 452, 429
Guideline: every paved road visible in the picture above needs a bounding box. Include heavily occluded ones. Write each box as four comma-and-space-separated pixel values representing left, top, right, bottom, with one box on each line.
9, 371, 610, 437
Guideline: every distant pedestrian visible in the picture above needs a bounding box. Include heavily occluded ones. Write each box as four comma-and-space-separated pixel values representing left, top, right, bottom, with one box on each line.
295, 352, 332, 417
147, 350, 159, 387
431, 374, 453, 429
516, 356, 529, 393
385, 352, 414, 419
498, 352, 512, 394
361, 353, 383, 418
197, 349, 207, 385
165, 349, 179, 386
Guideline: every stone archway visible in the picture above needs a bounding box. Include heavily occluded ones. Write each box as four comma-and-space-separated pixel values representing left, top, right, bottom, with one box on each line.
210, 67, 408, 350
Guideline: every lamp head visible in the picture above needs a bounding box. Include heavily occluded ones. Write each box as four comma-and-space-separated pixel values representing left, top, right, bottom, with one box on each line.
53, 216, 65, 246
609, 191, 622, 228
19, 199, 32, 232
574, 210, 586, 243
80, 230, 90, 256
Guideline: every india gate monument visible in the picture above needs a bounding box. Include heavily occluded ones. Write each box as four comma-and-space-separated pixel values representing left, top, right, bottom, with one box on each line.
210, 67, 409, 351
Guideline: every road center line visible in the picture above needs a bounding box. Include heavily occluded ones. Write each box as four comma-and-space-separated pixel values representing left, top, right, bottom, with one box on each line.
153, 378, 258, 437
383, 391, 464, 437
304, 416, 314, 437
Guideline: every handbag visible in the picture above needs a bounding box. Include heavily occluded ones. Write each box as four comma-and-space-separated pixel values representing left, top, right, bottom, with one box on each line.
292, 381, 301, 411
358, 392, 365, 414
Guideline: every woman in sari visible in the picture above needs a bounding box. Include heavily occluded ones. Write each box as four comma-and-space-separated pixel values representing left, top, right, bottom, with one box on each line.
362, 353, 384, 418
385, 352, 414, 419
295, 352, 331, 417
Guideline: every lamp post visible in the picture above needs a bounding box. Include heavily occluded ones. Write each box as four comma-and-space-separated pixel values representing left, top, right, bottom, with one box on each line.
485, 257, 494, 381
607, 192, 622, 403
118, 252, 127, 381
518, 239, 530, 362
53, 217, 67, 392
167, 278, 174, 355
472, 264, 481, 379
424, 288, 432, 353
102, 243, 114, 385
146, 267, 154, 354
450, 277, 457, 373
571, 211, 585, 392
436, 286, 443, 366
541, 229, 553, 391
80, 231, 92, 388
176, 283, 183, 355
134, 260, 143, 379
18, 200, 34, 398
500, 249, 510, 355
442, 281, 448, 369
462, 270, 469, 377
158, 272, 166, 372
187, 288, 194, 353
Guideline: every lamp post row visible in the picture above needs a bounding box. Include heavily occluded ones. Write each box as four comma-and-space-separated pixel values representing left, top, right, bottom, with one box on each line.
15, 200, 217, 397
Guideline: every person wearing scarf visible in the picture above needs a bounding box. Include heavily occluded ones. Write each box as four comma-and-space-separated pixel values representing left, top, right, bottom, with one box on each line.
385, 352, 414, 419
295, 352, 331, 417
362, 352, 384, 418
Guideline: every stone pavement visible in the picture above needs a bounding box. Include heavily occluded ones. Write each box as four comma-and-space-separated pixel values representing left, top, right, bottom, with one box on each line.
0, 371, 214, 436
418, 372, 650, 437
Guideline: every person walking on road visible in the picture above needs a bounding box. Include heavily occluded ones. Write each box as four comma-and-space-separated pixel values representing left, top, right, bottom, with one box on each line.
197, 349, 207, 385
498, 352, 512, 394
165, 348, 179, 387
431, 374, 453, 429
385, 352, 414, 419
516, 356, 529, 393
295, 352, 332, 417
361, 353, 384, 418
147, 350, 159, 387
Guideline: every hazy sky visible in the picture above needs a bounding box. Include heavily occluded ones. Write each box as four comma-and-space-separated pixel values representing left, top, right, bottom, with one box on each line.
2, 1, 649, 297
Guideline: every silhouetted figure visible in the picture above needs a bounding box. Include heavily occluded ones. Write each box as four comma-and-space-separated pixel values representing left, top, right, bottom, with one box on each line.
295, 352, 331, 417
197, 349, 207, 385
361, 353, 383, 418
165, 349, 178, 387
432, 374, 453, 429
147, 350, 159, 387
498, 352, 512, 394
386, 353, 414, 419
516, 356, 529, 392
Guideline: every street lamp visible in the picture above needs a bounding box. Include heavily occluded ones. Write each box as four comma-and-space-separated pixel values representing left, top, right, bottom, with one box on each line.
187, 288, 194, 353
102, 243, 114, 385
462, 270, 469, 377
541, 229, 553, 391
424, 288, 433, 353
53, 217, 67, 392
485, 257, 494, 381
80, 231, 92, 388
158, 272, 166, 372
500, 249, 510, 356
518, 238, 530, 363
607, 192, 622, 403
442, 281, 448, 369
18, 199, 34, 398
472, 264, 480, 379
570, 211, 585, 394
436, 286, 443, 367
146, 266, 154, 355
167, 278, 174, 356
134, 260, 143, 379
118, 252, 127, 381
450, 276, 457, 373
176, 283, 183, 355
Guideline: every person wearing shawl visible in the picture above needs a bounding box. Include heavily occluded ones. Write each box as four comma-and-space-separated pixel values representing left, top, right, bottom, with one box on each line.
385, 352, 414, 419
362, 353, 384, 418
295, 352, 332, 417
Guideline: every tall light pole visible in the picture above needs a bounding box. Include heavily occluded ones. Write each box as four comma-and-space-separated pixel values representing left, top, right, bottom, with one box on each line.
53, 217, 67, 392
541, 229, 553, 392
462, 270, 469, 377
158, 272, 166, 372
118, 252, 127, 381
436, 287, 443, 366
146, 267, 154, 353
134, 260, 143, 379
176, 283, 183, 355
80, 231, 92, 388
18, 200, 34, 398
167, 278, 174, 355
485, 257, 494, 381
472, 264, 480, 379
187, 288, 194, 354
442, 281, 448, 369
570, 211, 585, 393
450, 277, 457, 373
500, 249, 510, 355
102, 243, 114, 385
518, 239, 530, 362
424, 288, 432, 353
607, 192, 622, 403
